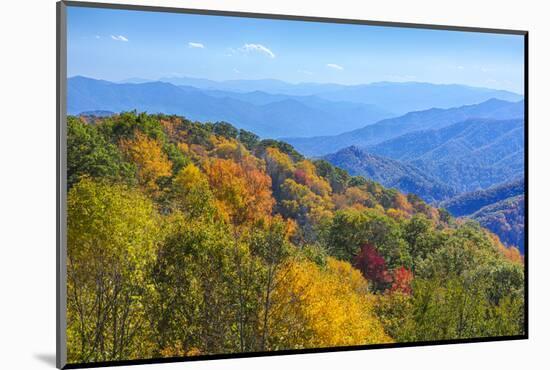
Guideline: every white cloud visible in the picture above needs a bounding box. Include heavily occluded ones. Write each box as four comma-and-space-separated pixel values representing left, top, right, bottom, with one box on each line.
326, 63, 344, 70
240, 43, 275, 58
188, 42, 205, 49
111, 35, 128, 42
233, 68, 241, 74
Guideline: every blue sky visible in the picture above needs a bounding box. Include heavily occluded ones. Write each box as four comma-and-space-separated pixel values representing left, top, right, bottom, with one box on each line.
67, 6, 525, 93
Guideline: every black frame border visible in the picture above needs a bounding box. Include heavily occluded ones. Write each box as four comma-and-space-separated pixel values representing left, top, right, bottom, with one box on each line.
56, 1, 529, 369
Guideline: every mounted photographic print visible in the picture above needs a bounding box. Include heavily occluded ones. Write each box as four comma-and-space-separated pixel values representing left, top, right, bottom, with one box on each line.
56, 1, 528, 368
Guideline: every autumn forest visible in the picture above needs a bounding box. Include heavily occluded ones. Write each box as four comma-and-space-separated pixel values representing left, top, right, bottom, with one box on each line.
66, 112, 525, 364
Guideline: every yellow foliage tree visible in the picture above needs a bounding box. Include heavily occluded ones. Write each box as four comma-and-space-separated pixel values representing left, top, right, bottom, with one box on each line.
294, 160, 332, 198
268, 257, 392, 350
67, 178, 160, 362
387, 208, 409, 221
280, 178, 333, 227
265, 147, 295, 189
170, 163, 217, 219
120, 131, 172, 192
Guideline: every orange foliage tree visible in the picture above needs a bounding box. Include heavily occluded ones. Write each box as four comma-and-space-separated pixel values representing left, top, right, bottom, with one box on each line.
205, 157, 274, 225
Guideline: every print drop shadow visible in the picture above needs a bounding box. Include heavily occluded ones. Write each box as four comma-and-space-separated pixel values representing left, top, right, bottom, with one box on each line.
34, 353, 56, 367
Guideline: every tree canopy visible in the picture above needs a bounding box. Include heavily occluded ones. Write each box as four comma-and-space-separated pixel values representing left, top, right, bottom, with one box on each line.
66, 112, 524, 363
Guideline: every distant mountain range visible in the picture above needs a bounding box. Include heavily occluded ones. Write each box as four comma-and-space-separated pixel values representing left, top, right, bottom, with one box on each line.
125, 76, 522, 115
69, 76, 522, 138
311, 82, 522, 115
68, 76, 393, 138
285, 99, 524, 156
324, 146, 456, 203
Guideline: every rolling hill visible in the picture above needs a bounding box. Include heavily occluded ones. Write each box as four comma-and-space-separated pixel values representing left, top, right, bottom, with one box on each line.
470, 195, 525, 253
366, 118, 524, 193
438, 179, 525, 253
440, 178, 524, 217
324, 146, 456, 203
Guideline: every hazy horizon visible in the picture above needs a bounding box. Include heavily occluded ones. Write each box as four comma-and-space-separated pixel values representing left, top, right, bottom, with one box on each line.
67, 74, 524, 95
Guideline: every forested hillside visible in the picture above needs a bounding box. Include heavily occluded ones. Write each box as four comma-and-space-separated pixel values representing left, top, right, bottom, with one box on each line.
471, 195, 525, 253
366, 118, 524, 193
441, 179, 524, 216
286, 99, 524, 156
440, 179, 525, 252
324, 146, 456, 203
66, 112, 524, 364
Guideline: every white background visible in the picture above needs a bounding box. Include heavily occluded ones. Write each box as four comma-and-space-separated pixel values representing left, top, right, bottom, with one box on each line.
0, 0, 548, 369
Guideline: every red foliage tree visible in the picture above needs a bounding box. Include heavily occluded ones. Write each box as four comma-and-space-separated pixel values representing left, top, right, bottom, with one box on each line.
390, 266, 413, 295
294, 168, 310, 186
353, 243, 392, 290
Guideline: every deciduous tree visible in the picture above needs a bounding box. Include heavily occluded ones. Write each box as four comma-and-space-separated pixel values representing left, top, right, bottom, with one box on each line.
120, 131, 172, 193
67, 178, 160, 362
269, 258, 392, 349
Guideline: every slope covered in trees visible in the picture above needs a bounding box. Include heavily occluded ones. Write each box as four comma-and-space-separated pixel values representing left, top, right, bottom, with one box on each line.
66, 112, 524, 364
365, 118, 524, 193
441, 178, 524, 216
470, 195, 525, 253
324, 146, 456, 203
439, 179, 525, 252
